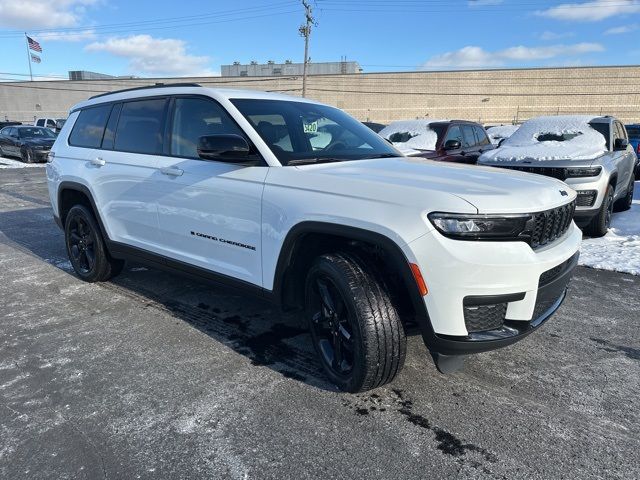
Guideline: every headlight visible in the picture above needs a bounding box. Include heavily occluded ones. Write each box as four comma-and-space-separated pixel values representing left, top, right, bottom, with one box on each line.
565, 166, 601, 178
428, 212, 531, 240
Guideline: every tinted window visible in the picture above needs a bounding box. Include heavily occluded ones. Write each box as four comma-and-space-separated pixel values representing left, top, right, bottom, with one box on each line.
114, 98, 166, 155
627, 126, 640, 138
102, 103, 121, 150
589, 122, 610, 150
170, 97, 245, 158
444, 125, 464, 146
461, 125, 476, 148
18, 127, 55, 139
36, 119, 44, 127
46, 119, 56, 127
231, 99, 398, 165
69, 105, 111, 148
474, 126, 491, 146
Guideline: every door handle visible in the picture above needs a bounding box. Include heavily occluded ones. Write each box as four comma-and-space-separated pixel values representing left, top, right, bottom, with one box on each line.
90, 157, 105, 166
160, 167, 183, 177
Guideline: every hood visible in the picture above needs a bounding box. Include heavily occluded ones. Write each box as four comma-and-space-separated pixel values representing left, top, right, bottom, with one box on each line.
293, 157, 576, 214
24, 137, 55, 147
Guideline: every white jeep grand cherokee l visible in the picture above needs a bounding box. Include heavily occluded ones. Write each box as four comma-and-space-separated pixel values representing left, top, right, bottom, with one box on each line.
47, 84, 581, 392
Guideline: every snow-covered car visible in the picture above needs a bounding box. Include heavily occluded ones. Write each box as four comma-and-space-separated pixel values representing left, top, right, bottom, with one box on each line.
47, 85, 581, 392
379, 119, 494, 164
479, 115, 636, 238
486, 124, 520, 145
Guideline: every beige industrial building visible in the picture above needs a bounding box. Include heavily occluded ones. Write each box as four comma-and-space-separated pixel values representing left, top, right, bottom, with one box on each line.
1, 65, 639, 125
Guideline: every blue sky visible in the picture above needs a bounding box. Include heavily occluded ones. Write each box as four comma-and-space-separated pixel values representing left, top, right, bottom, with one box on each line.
1, 0, 639, 81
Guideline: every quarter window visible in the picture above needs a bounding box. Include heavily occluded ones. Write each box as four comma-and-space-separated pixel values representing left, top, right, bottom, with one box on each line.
170, 97, 245, 158
69, 105, 111, 148
114, 98, 166, 155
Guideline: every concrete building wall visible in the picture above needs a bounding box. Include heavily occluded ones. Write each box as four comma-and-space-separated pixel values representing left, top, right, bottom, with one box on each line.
1, 65, 639, 125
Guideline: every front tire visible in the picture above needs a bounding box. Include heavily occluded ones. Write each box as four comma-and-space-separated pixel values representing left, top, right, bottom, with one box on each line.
21, 147, 33, 163
613, 174, 635, 212
305, 252, 406, 392
584, 184, 614, 238
64, 205, 124, 282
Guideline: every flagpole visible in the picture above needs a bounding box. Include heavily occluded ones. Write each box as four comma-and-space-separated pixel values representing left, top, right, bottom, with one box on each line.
25, 33, 33, 81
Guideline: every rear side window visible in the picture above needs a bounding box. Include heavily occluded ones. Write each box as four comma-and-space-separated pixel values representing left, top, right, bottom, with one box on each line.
461, 125, 476, 148
474, 126, 491, 146
69, 105, 111, 148
36, 119, 44, 127
114, 98, 166, 155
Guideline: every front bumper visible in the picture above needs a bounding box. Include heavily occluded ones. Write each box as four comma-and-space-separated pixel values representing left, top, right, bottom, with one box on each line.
405, 222, 581, 355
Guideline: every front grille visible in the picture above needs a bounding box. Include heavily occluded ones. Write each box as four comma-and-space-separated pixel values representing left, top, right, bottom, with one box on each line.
499, 165, 567, 181
529, 200, 575, 249
576, 190, 597, 207
539, 253, 579, 287
463, 303, 506, 333
532, 293, 562, 320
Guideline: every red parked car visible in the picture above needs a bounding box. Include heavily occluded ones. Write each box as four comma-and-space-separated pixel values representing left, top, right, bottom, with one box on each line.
379, 119, 494, 164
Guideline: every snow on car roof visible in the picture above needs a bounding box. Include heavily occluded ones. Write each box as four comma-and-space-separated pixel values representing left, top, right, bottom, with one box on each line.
378, 119, 448, 153
483, 115, 607, 162
486, 124, 520, 144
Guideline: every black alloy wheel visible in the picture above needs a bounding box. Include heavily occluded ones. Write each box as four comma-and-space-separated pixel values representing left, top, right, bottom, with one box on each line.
67, 214, 97, 275
21, 146, 33, 163
308, 275, 355, 378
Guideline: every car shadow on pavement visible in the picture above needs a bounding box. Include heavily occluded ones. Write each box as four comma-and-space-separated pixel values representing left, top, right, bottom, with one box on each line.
0, 206, 338, 391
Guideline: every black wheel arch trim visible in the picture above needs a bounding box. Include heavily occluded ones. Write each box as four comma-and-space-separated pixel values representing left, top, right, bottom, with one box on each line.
57, 181, 109, 241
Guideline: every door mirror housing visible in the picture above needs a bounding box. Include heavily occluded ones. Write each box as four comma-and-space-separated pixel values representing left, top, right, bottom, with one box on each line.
444, 139, 461, 150
197, 134, 253, 162
613, 138, 629, 151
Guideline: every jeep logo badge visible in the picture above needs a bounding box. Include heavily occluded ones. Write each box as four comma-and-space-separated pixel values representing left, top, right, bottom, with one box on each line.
559, 190, 568, 196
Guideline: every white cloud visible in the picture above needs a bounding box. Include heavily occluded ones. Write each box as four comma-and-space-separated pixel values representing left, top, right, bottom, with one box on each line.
38, 30, 97, 42
0, 0, 97, 29
423, 43, 604, 68
539, 31, 575, 41
604, 23, 639, 34
537, 0, 640, 22
85, 34, 218, 77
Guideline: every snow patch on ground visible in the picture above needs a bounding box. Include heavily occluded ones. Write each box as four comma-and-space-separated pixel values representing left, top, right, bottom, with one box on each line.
481, 115, 607, 162
580, 182, 640, 276
486, 124, 520, 145
378, 119, 447, 152
0, 156, 46, 169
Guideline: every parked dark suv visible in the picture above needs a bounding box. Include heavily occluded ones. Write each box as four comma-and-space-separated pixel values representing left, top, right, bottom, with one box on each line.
379, 119, 494, 164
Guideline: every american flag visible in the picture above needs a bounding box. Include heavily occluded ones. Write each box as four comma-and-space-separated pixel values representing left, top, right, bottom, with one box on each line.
30, 53, 41, 64
27, 36, 42, 53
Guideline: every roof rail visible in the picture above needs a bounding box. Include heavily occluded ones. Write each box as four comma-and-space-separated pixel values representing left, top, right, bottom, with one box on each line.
89, 82, 201, 100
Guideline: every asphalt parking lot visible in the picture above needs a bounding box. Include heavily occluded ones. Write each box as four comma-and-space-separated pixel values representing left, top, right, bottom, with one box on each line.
1, 168, 639, 479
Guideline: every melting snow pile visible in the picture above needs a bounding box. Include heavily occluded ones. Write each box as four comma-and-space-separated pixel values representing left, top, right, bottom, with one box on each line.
0, 156, 45, 169
481, 115, 607, 162
378, 120, 447, 154
486, 124, 520, 145
580, 182, 640, 276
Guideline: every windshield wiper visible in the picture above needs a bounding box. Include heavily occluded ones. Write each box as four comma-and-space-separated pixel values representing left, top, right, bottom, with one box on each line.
287, 157, 348, 166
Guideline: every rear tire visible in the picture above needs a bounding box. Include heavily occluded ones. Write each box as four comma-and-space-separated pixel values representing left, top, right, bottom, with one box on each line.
584, 184, 614, 238
64, 205, 124, 282
613, 174, 635, 212
305, 252, 406, 393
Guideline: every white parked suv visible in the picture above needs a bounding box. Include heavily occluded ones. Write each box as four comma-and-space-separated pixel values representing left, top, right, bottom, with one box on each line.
47, 84, 581, 392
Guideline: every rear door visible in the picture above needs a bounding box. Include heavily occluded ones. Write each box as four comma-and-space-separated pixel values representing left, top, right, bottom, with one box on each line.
153, 95, 267, 286
615, 122, 634, 191
70, 98, 166, 251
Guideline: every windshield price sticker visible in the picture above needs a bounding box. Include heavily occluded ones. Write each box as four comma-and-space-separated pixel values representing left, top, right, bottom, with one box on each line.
303, 121, 318, 134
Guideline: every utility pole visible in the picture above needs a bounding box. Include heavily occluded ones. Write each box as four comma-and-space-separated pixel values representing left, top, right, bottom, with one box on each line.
299, 0, 314, 97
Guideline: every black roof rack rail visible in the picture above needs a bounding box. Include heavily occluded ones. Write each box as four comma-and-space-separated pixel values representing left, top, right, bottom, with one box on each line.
89, 82, 201, 100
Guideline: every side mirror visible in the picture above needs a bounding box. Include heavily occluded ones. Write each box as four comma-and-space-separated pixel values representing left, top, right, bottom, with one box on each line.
444, 139, 461, 150
197, 134, 252, 162
614, 138, 629, 151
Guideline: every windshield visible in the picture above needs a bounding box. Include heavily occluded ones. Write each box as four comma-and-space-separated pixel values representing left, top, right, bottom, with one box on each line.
18, 127, 56, 139
231, 99, 400, 165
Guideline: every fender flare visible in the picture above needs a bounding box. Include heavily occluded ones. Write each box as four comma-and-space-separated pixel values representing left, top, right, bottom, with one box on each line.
57, 181, 110, 241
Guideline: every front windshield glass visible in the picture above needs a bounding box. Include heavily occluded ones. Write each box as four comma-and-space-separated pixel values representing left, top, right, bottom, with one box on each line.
231, 99, 400, 165
18, 127, 56, 139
